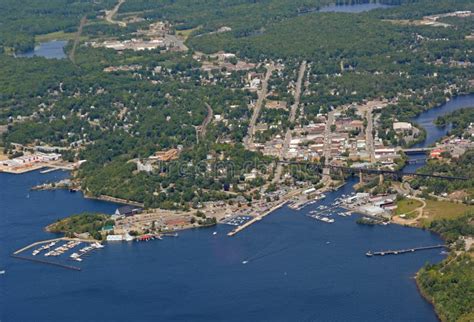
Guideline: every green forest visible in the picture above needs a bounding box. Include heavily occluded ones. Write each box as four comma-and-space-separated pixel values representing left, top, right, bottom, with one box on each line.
0, 0, 116, 52
47, 212, 114, 240
1, 0, 473, 208
435, 107, 474, 138
417, 212, 474, 322
412, 150, 474, 197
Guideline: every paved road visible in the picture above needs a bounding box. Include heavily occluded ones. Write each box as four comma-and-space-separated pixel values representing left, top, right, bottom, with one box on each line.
322, 109, 335, 164
245, 64, 275, 149
289, 61, 306, 123
69, 16, 87, 64
105, 0, 126, 27
273, 61, 306, 183
365, 107, 376, 163
195, 103, 213, 143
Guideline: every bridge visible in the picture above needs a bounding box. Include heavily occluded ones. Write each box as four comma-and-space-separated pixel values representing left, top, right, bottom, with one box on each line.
278, 161, 470, 181
400, 147, 435, 154
406, 158, 427, 164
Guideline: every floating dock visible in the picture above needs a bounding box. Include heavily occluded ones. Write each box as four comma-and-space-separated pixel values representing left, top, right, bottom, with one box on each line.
366, 244, 446, 257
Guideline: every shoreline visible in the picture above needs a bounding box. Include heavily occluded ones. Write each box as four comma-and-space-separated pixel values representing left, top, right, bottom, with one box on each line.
10, 169, 452, 320
390, 214, 449, 322
415, 270, 446, 322
83, 193, 145, 207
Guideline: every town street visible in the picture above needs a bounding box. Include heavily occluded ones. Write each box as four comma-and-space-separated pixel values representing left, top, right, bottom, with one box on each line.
245, 63, 275, 150
273, 61, 306, 183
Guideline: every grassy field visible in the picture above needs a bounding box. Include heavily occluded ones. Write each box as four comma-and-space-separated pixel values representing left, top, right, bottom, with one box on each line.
396, 198, 423, 216
176, 26, 201, 40
35, 31, 80, 42
420, 200, 474, 227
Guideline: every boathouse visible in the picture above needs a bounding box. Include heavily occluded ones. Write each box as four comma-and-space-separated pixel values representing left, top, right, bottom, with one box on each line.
115, 205, 143, 217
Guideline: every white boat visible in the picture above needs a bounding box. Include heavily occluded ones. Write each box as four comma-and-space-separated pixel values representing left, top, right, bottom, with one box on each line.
0, 270, 5, 275
311, 215, 335, 223
320, 217, 334, 223
213, 232, 217, 235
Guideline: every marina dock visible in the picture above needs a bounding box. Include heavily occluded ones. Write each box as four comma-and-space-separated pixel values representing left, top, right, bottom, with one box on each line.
228, 201, 287, 237
13, 237, 96, 255
12, 237, 100, 271
366, 245, 446, 257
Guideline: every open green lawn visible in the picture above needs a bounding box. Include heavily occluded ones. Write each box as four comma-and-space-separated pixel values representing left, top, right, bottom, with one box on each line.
420, 200, 474, 227
176, 26, 201, 40
35, 31, 81, 42
396, 198, 423, 215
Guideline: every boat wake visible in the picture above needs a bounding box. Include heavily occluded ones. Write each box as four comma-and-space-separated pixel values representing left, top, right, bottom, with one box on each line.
242, 238, 304, 264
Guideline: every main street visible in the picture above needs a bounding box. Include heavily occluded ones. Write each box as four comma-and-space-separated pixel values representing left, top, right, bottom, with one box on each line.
244, 63, 275, 150
289, 60, 306, 123
273, 61, 306, 183
322, 109, 335, 164
365, 106, 376, 163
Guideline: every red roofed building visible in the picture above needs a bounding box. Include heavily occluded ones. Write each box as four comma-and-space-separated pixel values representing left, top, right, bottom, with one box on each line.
430, 148, 445, 159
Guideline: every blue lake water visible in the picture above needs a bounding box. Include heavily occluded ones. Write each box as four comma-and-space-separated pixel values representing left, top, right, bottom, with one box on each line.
404, 94, 474, 172
1, 171, 444, 321
3, 95, 473, 321
16, 40, 67, 59
411, 94, 474, 148
319, 3, 393, 13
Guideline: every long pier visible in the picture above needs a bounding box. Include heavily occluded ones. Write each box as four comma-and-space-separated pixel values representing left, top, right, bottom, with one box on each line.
227, 201, 287, 237
366, 244, 446, 257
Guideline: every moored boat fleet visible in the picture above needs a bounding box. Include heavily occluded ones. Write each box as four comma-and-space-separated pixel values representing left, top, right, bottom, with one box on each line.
30, 240, 104, 262
306, 200, 354, 224
69, 243, 104, 262
32, 241, 58, 256
45, 241, 82, 257
289, 193, 326, 210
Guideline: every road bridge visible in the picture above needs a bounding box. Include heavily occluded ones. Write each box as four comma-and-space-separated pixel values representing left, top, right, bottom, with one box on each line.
401, 147, 435, 154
